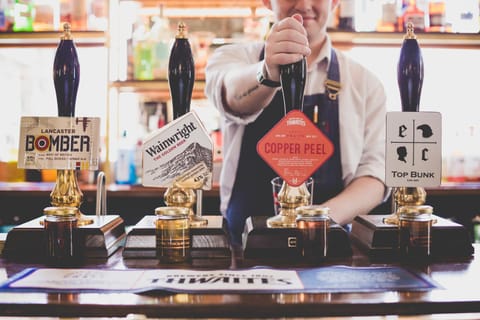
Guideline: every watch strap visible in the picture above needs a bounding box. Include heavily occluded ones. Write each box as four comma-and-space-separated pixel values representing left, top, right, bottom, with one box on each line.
256, 62, 281, 88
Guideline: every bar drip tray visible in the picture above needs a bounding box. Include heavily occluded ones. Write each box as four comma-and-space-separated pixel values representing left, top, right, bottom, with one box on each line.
2, 215, 126, 261
122, 215, 231, 260
242, 216, 353, 259
351, 214, 474, 258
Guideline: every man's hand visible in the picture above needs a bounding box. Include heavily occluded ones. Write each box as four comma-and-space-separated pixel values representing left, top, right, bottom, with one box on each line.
264, 14, 311, 83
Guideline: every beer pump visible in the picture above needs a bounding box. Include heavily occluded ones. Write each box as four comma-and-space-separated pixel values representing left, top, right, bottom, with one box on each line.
3, 23, 126, 261
243, 57, 352, 259
163, 22, 208, 227
350, 23, 473, 259
122, 23, 229, 262
51, 22, 91, 226
384, 22, 427, 225
266, 58, 312, 228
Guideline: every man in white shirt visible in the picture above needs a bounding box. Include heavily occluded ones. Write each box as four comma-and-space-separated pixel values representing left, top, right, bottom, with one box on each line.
205, 0, 388, 245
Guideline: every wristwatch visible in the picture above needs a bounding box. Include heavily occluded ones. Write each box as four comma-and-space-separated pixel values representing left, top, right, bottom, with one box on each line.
256, 62, 281, 88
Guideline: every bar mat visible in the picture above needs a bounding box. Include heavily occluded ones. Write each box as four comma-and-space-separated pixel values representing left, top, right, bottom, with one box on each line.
298, 265, 440, 292
0, 265, 440, 294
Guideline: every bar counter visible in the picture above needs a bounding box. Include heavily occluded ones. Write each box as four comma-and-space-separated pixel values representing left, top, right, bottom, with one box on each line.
1, 181, 479, 227
0, 239, 479, 318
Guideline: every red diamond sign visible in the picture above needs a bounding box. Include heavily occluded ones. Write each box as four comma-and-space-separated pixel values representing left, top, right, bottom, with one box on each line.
257, 110, 334, 186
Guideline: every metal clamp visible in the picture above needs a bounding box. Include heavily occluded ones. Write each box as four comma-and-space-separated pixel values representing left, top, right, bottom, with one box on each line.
324, 79, 341, 101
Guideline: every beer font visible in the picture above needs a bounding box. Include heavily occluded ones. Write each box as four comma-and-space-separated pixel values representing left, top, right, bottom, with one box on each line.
164, 22, 207, 227
50, 23, 93, 226
267, 57, 312, 229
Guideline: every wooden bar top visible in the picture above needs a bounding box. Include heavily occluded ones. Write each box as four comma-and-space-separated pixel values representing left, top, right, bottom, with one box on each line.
0, 182, 221, 198
1, 181, 479, 197
0, 241, 479, 318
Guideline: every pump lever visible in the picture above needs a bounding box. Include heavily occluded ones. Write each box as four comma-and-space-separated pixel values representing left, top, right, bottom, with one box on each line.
280, 57, 307, 114
96, 171, 107, 218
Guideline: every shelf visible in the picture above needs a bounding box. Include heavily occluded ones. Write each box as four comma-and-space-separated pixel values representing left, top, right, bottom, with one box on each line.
127, 0, 263, 8
330, 31, 480, 49
0, 31, 107, 48
110, 80, 206, 100
210, 31, 480, 49
110, 31, 480, 102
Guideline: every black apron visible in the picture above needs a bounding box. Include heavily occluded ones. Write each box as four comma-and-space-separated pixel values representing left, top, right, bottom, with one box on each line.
226, 49, 343, 245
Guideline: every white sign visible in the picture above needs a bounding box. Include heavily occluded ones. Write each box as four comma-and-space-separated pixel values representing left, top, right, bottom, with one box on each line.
385, 112, 442, 187
17, 116, 101, 170
142, 111, 213, 190
5, 268, 304, 293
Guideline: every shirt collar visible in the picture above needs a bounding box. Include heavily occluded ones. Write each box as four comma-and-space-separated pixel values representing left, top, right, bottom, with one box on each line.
308, 35, 332, 72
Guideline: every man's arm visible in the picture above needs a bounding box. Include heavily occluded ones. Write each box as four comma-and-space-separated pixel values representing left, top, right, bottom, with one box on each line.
222, 62, 279, 116
215, 14, 311, 117
322, 176, 385, 226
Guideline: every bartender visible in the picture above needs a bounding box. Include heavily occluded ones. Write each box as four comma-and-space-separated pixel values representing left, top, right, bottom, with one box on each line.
205, 0, 388, 245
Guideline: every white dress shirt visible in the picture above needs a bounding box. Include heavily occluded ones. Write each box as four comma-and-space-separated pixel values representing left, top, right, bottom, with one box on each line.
205, 36, 388, 216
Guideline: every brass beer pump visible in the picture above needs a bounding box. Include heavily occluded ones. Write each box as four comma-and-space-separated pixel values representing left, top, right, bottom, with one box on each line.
164, 22, 207, 227
2, 23, 127, 261
384, 22, 430, 226
348, 22, 473, 259
384, 186, 427, 225
267, 180, 312, 228
266, 57, 311, 228
50, 23, 92, 226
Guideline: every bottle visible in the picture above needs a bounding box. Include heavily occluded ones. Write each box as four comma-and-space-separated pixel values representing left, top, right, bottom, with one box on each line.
378, 0, 401, 32
338, 0, 355, 31
87, 0, 108, 31
0, 0, 7, 31
115, 130, 137, 185
12, 0, 34, 32
126, 21, 135, 80
428, 0, 447, 32
1, 0, 15, 31
150, 4, 172, 80
59, 0, 72, 26
397, 22, 424, 112
279, 57, 306, 114
155, 206, 191, 263
53, 22, 80, 117
326, 3, 339, 29
473, 215, 480, 243
71, 0, 86, 30
401, 0, 427, 32
132, 17, 154, 80
33, 0, 60, 31
168, 22, 195, 120
44, 206, 79, 266
134, 138, 143, 184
